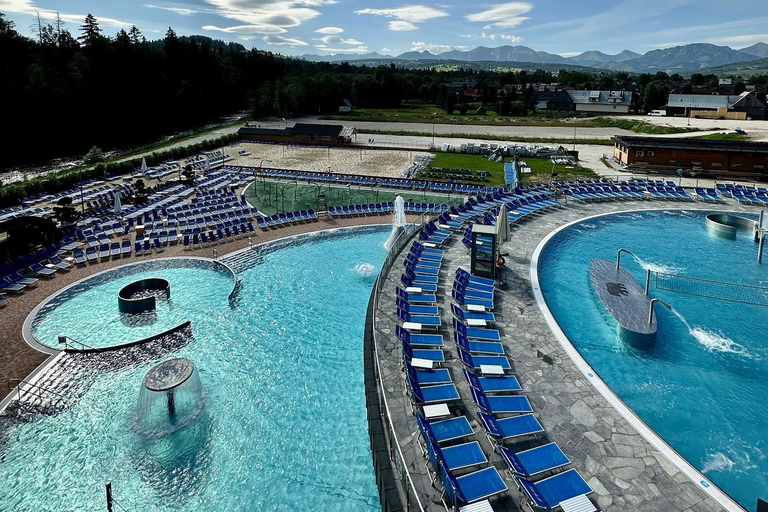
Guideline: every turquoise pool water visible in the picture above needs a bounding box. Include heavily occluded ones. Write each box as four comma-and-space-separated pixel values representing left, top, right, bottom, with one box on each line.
538, 210, 768, 511
3, 227, 387, 511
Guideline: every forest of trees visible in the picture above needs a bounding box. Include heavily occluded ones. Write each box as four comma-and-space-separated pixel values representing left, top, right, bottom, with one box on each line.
0, 12, 550, 168
3, 12, 767, 169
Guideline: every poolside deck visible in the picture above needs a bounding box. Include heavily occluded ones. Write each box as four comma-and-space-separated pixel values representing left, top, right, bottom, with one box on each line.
374, 201, 752, 512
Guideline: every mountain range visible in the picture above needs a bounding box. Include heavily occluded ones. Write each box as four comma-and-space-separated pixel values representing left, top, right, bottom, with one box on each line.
301, 42, 768, 74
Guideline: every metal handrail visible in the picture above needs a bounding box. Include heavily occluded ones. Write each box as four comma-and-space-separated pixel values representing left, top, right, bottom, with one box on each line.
369, 210, 436, 512
9, 378, 69, 403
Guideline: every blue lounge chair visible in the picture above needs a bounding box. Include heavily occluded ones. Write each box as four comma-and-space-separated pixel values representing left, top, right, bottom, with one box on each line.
405, 362, 452, 386
396, 287, 436, 304
401, 274, 438, 292
397, 298, 438, 316
426, 435, 487, 476
73, 250, 87, 265
470, 387, 532, 414
407, 373, 460, 404
454, 332, 505, 355
7, 272, 37, 286
458, 347, 511, 370
0, 280, 25, 293
463, 369, 521, 394
396, 325, 444, 347
451, 303, 495, 323
452, 288, 493, 310
415, 411, 472, 445
121, 241, 131, 255
398, 308, 442, 328
515, 469, 593, 511
454, 319, 501, 342
30, 262, 56, 277
402, 340, 444, 363
441, 466, 508, 510
498, 443, 570, 479
477, 412, 544, 443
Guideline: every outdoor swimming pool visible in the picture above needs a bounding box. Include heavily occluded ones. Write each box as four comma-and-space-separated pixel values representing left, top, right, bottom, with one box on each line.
537, 210, 768, 511
1, 227, 388, 511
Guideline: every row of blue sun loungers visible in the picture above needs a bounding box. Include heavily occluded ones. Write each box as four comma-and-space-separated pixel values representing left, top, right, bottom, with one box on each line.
392, 230, 596, 511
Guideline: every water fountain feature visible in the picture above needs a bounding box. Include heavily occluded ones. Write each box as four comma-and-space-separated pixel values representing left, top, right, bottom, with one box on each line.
384, 195, 406, 251
133, 358, 205, 438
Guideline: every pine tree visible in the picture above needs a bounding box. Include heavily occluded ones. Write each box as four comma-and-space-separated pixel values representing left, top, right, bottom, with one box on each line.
78, 14, 101, 46
128, 25, 142, 44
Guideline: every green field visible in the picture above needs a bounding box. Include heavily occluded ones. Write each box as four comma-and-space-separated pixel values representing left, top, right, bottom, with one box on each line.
421, 152, 595, 187
692, 132, 751, 141
243, 179, 466, 215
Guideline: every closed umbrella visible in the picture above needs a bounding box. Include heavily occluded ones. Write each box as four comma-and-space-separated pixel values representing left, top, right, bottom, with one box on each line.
113, 190, 122, 215
205, 156, 211, 172
140, 157, 148, 173
496, 203, 510, 244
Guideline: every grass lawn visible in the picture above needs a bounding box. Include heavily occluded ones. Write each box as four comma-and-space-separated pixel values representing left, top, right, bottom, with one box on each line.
422, 152, 596, 187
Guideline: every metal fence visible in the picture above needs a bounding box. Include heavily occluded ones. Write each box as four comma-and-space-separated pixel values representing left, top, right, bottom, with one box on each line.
655, 272, 768, 306
368, 212, 435, 512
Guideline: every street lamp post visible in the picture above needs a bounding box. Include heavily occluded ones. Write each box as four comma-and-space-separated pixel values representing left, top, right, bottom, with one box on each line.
432, 112, 437, 149
282, 118, 287, 156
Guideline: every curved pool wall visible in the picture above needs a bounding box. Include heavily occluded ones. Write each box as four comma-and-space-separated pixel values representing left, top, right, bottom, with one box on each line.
4, 226, 389, 512
705, 213, 759, 240
532, 209, 762, 512
23, 258, 239, 353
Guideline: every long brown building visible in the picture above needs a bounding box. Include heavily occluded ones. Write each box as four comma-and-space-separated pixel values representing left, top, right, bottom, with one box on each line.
613, 135, 768, 176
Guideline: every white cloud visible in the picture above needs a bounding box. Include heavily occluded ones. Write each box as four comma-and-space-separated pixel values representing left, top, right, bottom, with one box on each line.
466, 2, 532, 29
144, 4, 200, 16
0, 0, 131, 28
381, 47, 392, 52
200, 0, 336, 36
203, 23, 287, 34
355, 5, 448, 31
263, 34, 308, 46
314, 44, 369, 53
318, 34, 363, 44
410, 41, 466, 53
481, 32, 522, 42
315, 26, 344, 34
389, 20, 417, 31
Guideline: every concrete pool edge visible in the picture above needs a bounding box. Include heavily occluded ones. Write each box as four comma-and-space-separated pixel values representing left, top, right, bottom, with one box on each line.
529, 208, 746, 512
19, 257, 236, 354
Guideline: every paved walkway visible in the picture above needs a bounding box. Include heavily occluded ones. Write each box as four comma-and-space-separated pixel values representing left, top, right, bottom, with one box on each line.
374, 198, 754, 511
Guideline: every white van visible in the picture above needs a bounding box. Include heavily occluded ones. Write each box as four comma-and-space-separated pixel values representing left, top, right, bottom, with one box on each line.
647, 110, 666, 116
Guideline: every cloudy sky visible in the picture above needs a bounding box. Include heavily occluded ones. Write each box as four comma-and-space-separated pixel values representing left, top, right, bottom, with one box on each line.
2, 0, 768, 56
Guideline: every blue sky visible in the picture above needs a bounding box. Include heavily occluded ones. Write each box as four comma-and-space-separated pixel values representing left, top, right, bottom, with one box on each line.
3, 0, 768, 57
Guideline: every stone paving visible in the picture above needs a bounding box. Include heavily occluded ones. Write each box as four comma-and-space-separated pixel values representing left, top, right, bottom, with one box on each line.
373, 198, 755, 512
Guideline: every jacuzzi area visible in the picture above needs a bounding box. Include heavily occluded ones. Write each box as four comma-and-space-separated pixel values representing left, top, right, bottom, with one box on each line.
534, 209, 768, 511
1, 226, 389, 512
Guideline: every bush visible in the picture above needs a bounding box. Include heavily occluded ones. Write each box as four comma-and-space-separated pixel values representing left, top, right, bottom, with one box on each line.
84, 146, 105, 164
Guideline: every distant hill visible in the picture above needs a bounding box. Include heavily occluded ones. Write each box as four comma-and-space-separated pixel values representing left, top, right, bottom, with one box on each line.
569, 50, 641, 68
700, 56, 768, 77
617, 43, 760, 72
300, 41, 768, 74
740, 42, 768, 59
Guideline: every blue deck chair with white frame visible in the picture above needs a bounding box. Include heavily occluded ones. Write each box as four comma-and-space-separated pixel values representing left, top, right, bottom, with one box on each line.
452, 288, 493, 310
463, 368, 521, 394
441, 465, 508, 512
397, 298, 438, 316
404, 266, 438, 286
401, 273, 438, 292
396, 324, 443, 348
398, 308, 442, 328
396, 287, 436, 304
514, 468, 594, 512
405, 361, 452, 386
456, 267, 495, 287
476, 412, 544, 444
497, 443, 570, 480
470, 387, 532, 415
451, 303, 495, 323
415, 411, 473, 446
425, 433, 487, 482
458, 346, 511, 371
407, 373, 460, 404
402, 339, 444, 364
453, 318, 501, 342
454, 331, 505, 355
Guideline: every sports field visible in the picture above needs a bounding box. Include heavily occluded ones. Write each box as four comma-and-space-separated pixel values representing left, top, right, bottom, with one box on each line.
243, 179, 466, 215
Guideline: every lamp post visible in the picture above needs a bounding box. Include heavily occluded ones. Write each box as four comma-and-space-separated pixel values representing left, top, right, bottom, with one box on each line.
282, 118, 287, 156
432, 112, 437, 149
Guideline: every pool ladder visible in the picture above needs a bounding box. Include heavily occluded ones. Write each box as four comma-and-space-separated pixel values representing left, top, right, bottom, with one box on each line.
8, 378, 67, 407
